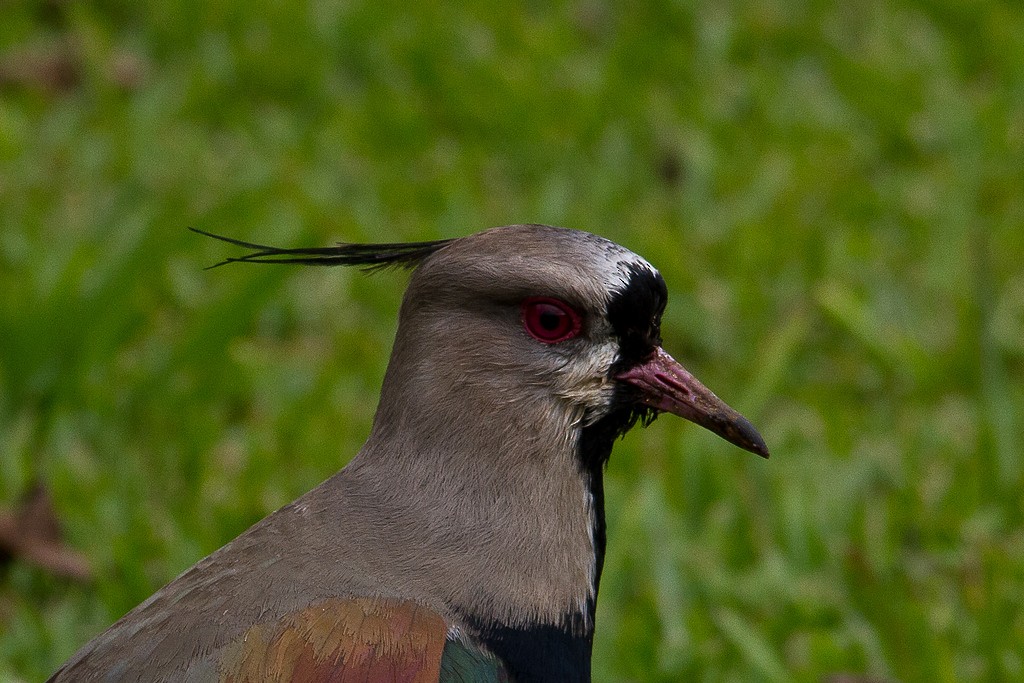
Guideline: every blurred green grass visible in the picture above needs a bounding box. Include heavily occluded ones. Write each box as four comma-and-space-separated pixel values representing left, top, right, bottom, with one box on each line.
1, 1, 1022, 680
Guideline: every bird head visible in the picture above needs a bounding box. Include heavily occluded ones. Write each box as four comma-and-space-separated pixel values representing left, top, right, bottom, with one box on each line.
392, 224, 768, 459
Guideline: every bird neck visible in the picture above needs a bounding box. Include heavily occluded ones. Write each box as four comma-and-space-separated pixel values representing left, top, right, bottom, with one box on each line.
356, 386, 602, 620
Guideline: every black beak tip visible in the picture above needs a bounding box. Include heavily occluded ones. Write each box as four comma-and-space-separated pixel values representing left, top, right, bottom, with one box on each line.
751, 439, 771, 459
734, 414, 770, 459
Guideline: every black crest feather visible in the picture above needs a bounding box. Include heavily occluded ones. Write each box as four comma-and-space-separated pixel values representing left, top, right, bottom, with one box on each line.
189, 227, 453, 271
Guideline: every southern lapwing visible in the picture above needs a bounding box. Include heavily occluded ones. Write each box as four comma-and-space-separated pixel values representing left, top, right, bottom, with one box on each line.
50, 224, 768, 682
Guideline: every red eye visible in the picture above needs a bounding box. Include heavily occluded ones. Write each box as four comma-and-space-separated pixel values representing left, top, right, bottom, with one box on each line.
521, 297, 582, 343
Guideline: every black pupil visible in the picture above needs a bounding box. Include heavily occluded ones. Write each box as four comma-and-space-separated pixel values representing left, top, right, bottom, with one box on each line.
539, 307, 562, 331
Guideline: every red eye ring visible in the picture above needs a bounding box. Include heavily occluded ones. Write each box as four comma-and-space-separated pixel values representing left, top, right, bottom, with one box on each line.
521, 297, 582, 343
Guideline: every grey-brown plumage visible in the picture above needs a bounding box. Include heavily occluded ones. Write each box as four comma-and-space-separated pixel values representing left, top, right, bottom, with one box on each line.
50, 225, 767, 682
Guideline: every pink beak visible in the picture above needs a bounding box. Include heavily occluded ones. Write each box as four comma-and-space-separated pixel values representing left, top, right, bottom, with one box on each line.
616, 347, 769, 458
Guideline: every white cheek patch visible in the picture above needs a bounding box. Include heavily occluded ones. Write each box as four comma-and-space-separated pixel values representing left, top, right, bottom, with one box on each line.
552, 339, 620, 420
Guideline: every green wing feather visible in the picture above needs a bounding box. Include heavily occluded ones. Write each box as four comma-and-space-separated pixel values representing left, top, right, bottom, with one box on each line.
440, 637, 512, 682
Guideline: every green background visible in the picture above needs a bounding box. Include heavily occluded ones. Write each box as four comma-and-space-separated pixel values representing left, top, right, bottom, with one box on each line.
2, 1, 1022, 680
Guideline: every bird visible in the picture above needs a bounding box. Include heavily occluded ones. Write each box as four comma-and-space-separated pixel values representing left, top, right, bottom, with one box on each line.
49, 224, 768, 682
